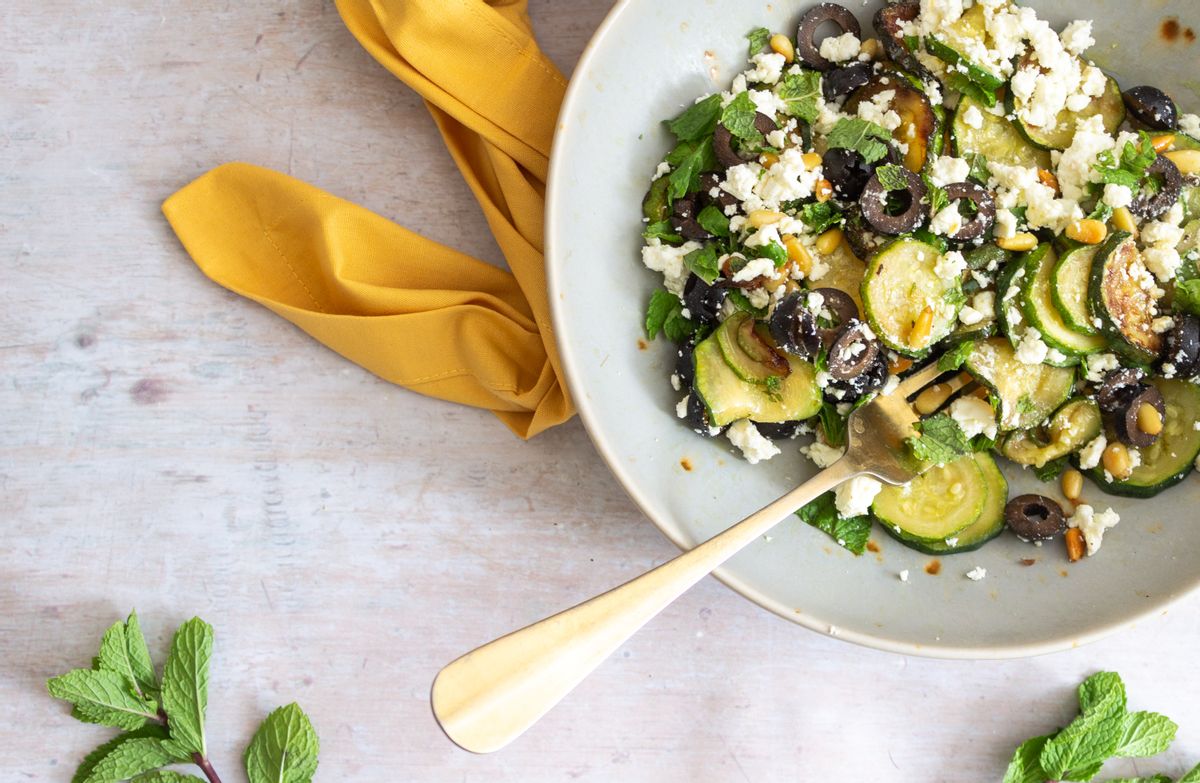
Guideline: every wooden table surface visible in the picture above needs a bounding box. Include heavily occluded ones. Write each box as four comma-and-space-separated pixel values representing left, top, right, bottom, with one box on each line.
4, 2, 1199, 780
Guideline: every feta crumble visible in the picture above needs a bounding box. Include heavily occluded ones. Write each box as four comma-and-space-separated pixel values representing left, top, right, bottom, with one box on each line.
726, 420, 781, 465
1068, 504, 1121, 556
834, 476, 883, 519
966, 566, 987, 581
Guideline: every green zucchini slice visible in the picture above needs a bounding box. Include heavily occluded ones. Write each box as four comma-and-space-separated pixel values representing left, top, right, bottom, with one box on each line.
925, 4, 1005, 95
1083, 378, 1200, 497
862, 239, 963, 357
965, 338, 1076, 431
1010, 63, 1125, 151
883, 453, 1008, 555
1021, 245, 1108, 359
1001, 398, 1102, 468
951, 93, 1051, 170
1053, 244, 1101, 336
693, 335, 822, 427
845, 72, 941, 173
1090, 232, 1163, 364
873, 454, 986, 544
643, 176, 670, 222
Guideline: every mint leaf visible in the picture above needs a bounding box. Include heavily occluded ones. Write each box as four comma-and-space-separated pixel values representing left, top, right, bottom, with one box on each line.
78, 737, 184, 783
798, 201, 844, 234
666, 138, 717, 200
72, 726, 170, 783
796, 492, 871, 555
827, 118, 893, 164
1105, 776, 1174, 783
938, 340, 975, 371
1180, 762, 1200, 783
1176, 278, 1200, 316
1033, 456, 1069, 482
645, 289, 678, 339
663, 308, 700, 343
131, 774, 208, 783
642, 220, 683, 244
1002, 735, 1052, 783
160, 618, 213, 757
750, 240, 788, 268
667, 94, 722, 142
684, 244, 721, 284
746, 27, 771, 57
965, 153, 991, 184
1113, 711, 1178, 758
817, 401, 847, 448
696, 204, 731, 237
720, 92, 764, 145
907, 413, 971, 465
1094, 133, 1157, 189
876, 164, 909, 191
1041, 672, 1128, 781
98, 611, 157, 699
244, 703, 320, 783
944, 70, 998, 107
777, 71, 823, 123
48, 669, 159, 730
1079, 671, 1128, 715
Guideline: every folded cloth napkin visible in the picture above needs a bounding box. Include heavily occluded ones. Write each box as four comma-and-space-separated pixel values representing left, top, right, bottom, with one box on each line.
162, 0, 574, 438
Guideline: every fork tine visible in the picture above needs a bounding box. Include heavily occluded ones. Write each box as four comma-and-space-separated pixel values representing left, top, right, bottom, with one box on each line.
894, 361, 951, 400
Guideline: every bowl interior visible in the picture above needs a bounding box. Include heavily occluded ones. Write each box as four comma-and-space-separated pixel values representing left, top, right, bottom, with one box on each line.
546, 0, 1200, 658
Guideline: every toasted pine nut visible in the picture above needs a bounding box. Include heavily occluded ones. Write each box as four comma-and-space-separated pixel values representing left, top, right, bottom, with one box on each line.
801, 151, 824, 170
889, 356, 914, 374
747, 209, 785, 228
858, 38, 884, 60
1165, 149, 1200, 176
1137, 402, 1164, 436
760, 151, 780, 168
1112, 206, 1138, 235
1065, 527, 1085, 562
1061, 468, 1083, 502
769, 33, 795, 63
815, 179, 834, 203
914, 382, 953, 415
1152, 133, 1177, 153
997, 233, 1038, 252
1102, 442, 1133, 480
783, 235, 813, 275
1065, 219, 1108, 245
815, 227, 843, 255
908, 306, 934, 349
1037, 169, 1060, 193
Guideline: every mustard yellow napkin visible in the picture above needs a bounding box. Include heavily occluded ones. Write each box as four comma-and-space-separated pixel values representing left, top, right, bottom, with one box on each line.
163, 0, 574, 438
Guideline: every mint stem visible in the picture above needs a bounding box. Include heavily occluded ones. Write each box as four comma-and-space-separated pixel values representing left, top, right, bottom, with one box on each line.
192, 753, 223, 783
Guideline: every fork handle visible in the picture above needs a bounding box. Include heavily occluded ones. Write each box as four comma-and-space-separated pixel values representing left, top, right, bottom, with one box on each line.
430, 459, 859, 753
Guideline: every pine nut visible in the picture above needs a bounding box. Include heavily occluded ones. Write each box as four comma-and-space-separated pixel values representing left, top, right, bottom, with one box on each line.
1065, 527, 1086, 562
760, 151, 780, 168
1061, 468, 1083, 502
996, 233, 1038, 252
1065, 219, 1108, 245
1151, 133, 1177, 153
914, 382, 953, 415
859, 38, 884, 60
889, 356, 914, 374
1165, 149, 1200, 176
908, 306, 934, 349
815, 179, 834, 203
801, 152, 824, 170
815, 227, 843, 255
1137, 402, 1164, 436
769, 33, 795, 63
748, 209, 785, 228
1102, 442, 1133, 480
1037, 168, 1060, 193
783, 235, 813, 275
1112, 206, 1138, 235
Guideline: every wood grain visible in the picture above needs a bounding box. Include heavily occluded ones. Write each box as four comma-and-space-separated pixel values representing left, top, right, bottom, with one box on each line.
2, 1, 1199, 780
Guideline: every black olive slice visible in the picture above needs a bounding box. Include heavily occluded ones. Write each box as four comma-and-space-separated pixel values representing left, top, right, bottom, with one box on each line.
812, 287, 860, 346
827, 321, 881, 381
684, 392, 719, 436
874, 2, 933, 81
1115, 385, 1166, 448
697, 172, 738, 211
941, 182, 996, 242
1096, 368, 1145, 414
674, 340, 697, 388
713, 113, 779, 169
860, 166, 928, 235
797, 3, 862, 71
769, 293, 822, 358
756, 421, 804, 440
1123, 86, 1179, 131
832, 350, 889, 396
823, 62, 875, 101
1130, 155, 1183, 220
1162, 314, 1200, 378
1005, 494, 1067, 541
670, 196, 714, 241
841, 206, 889, 259
683, 275, 727, 325
823, 147, 875, 201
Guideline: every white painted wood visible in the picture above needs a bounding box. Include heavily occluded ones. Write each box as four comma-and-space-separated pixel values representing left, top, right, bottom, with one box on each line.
2, 2, 1198, 780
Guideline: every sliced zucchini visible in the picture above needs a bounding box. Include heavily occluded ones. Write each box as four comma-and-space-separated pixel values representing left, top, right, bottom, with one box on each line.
995, 252, 1029, 343
1083, 378, 1200, 497
643, 176, 670, 222
1170, 133, 1200, 152
1053, 244, 1101, 336
845, 73, 940, 173
1010, 62, 1125, 150
1090, 232, 1163, 364
814, 239, 867, 315
1178, 181, 1200, 224
947, 319, 997, 346
1001, 398, 1102, 468
717, 313, 787, 383
965, 337, 1076, 431
862, 238, 963, 357
925, 4, 1005, 94
883, 453, 1008, 555
1021, 244, 1108, 359
872, 454, 986, 543
693, 335, 822, 426
951, 93, 1052, 170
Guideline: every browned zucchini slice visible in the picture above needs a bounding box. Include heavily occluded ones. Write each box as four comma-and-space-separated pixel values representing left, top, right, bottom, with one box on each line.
1089, 232, 1163, 364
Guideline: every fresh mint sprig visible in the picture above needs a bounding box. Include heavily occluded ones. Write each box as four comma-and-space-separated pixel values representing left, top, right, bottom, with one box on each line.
47, 611, 318, 783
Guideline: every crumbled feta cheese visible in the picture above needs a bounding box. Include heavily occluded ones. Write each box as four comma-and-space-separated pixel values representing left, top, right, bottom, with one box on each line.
935, 250, 968, 280
930, 204, 965, 237
1152, 316, 1176, 335
642, 240, 702, 297
1068, 504, 1120, 556
966, 566, 987, 581
819, 32, 862, 64
726, 420, 781, 465
653, 161, 671, 179
670, 373, 682, 392
733, 257, 777, 283
1102, 183, 1133, 210
880, 374, 901, 397
1055, 115, 1115, 202
1077, 434, 1107, 470
949, 396, 998, 441
1060, 20, 1095, 55
746, 287, 771, 309
1015, 331, 1050, 365
1144, 245, 1183, 282
899, 569, 910, 583
746, 52, 786, 85
676, 395, 690, 419
929, 156, 971, 187
1084, 353, 1120, 383
1143, 220, 1185, 248
962, 104, 984, 129
804, 440, 845, 468
856, 89, 902, 132
995, 208, 1018, 239
834, 476, 883, 519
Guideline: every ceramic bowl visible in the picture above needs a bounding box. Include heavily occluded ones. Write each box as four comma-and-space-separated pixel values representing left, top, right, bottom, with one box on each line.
545, 0, 1200, 658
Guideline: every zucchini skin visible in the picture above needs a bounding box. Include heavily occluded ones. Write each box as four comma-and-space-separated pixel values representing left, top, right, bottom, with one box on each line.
1081, 464, 1194, 498
1088, 232, 1162, 365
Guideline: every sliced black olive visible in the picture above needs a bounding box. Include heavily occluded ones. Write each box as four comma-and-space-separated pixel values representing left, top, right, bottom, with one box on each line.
697, 172, 738, 212
1123, 86, 1179, 131
941, 182, 996, 242
756, 421, 804, 440
860, 166, 928, 235
874, 2, 933, 81
832, 350, 888, 396
823, 147, 876, 201
1161, 314, 1200, 379
823, 62, 875, 101
713, 113, 778, 169
683, 275, 727, 325
1114, 385, 1166, 448
842, 206, 889, 259
812, 287, 860, 346
769, 292, 822, 357
1130, 155, 1183, 220
670, 196, 713, 241
1005, 495, 1067, 542
827, 321, 881, 381
674, 340, 697, 388
684, 392, 718, 436
797, 3, 862, 71
1095, 368, 1145, 414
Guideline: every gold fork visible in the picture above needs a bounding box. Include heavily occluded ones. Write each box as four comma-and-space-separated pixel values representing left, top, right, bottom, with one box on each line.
431, 361, 948, 753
